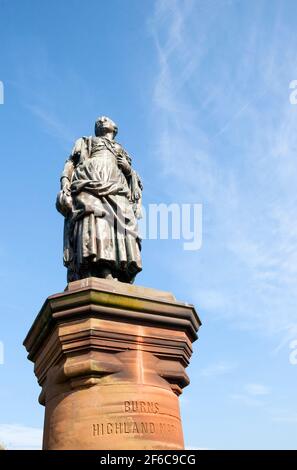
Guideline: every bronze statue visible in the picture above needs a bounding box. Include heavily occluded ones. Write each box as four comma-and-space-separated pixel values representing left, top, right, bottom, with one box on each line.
56, 116, 142, 283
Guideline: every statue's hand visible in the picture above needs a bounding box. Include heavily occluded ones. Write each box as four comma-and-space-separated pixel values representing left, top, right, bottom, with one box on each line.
61, 179, 71, 196
56, 189, 73, 216
117, 155, 131, 174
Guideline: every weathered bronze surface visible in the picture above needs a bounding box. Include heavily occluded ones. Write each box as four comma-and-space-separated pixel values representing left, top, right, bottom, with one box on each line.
56, 117, 142, 283
24, 278, 201, 450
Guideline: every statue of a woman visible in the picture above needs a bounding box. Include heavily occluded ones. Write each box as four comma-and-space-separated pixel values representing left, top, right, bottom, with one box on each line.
56, 116, 142, 283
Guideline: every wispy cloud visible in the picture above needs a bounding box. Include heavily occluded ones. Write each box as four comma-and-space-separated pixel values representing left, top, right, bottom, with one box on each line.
197, 289, 229, 311
26, 104, 75, 144
200, 361, 237, 378
230, 393, 263, 408
0, 424, 42, 450
244, 383, 271, 396
269, 408, 297, 424
231, 383, 270, 407
230, 385, 297, 429
149, 0, 297, 347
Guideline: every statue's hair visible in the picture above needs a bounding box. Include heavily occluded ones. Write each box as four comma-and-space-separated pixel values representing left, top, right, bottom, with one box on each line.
95, 116, 118, 138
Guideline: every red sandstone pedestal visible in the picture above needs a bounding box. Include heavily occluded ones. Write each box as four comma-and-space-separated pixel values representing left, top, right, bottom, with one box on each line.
24, 278, 201, 450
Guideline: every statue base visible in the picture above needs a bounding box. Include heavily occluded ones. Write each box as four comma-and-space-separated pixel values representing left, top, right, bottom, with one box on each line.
24, 278, 201, 450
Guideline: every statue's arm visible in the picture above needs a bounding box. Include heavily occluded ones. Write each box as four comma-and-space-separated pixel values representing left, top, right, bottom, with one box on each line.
56, 159, 74, 216
131, 171, 143, 219
116, 145, 132, 175
60, 138, 83, 188
60, 158, 75, 194
115, 144, 143, 216
120, 150, 143, 219
56, 139, 82, 216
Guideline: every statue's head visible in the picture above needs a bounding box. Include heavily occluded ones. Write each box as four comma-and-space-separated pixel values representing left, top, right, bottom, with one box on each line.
95, 116, 118, 138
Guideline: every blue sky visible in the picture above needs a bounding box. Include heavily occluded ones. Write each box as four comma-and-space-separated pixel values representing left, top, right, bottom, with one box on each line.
0, 0, 297, 449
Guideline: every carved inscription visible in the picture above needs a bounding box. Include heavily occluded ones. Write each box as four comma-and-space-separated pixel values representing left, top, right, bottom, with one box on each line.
124, 401, 160, 414
93, 422, 155, 436
92, 401, 179, 437
92, 422, 178, 436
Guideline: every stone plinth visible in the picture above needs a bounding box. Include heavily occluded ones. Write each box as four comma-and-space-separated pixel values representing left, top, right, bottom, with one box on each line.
24, 278, 201, 450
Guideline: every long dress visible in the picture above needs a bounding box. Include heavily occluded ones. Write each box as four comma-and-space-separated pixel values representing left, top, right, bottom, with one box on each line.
62, 136, 142, 283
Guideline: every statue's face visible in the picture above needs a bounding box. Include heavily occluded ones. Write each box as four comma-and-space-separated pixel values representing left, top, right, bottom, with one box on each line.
95, 116, 117, 137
